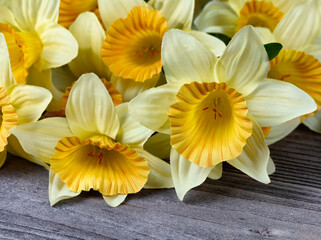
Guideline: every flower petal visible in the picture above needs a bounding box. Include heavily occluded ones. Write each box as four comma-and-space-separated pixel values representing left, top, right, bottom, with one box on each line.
273, 0, 321, 49
194, 0, 238, 37
208, 163, 223, 180
51, 66, 76, 92
110, 74, 159, 102
129, 83, 179, 134
8, 84, 52, 125
304, 110, 321, 134
266, 117, 300, 145
134, 147, 173, 189
143, 133, 171, 160
246, 78, 316, 127
0, 149, 6, 168
227, 115, 270, 184
0, 33, 16, 89
229, 0, 248, 14
170, 147, 213, 200
150, 0, 194, 30
162, 29, 217, 85
187, 30, 226, 57
35, 21, 78, 70
7, 135, 49, 169
215, 26, 269, 96
103, 194, 127, 207
49, 170, 80, 206
98, 0, 146, 29
65, 73, 120, 139
11, 0, 59, 32
267, 157, 275, 175
9, 117, 72, 164
115, 103, 154, 146
69, 12, 110, 79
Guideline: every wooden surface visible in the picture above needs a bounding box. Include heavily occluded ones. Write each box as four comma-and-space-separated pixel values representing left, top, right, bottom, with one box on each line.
0, 125, 320, 240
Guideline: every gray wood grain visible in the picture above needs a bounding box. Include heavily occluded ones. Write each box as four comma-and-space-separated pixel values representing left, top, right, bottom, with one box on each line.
0, 125, 321, 240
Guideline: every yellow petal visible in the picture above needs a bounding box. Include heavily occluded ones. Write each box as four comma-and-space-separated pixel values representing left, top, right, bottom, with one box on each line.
169, 81, 252, 168
51, 136, 149, 195
101, 6, 168, 82
0, 32, 16, 88
103, 194, 127, 207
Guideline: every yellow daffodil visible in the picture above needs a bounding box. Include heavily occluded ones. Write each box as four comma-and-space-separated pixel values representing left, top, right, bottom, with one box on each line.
0, 33, 52, 168
10, 73, 172, 207
129, 26, 316, 200
194, 0, 304, 38
0, 0, 78, 85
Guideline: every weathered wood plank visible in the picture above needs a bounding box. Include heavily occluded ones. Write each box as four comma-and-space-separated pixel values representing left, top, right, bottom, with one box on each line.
0, 125, 320, 239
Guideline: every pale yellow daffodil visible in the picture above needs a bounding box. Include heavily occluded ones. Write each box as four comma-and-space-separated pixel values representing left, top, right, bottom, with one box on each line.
0, 0, 78, 85
10, 73, 173, 207
0, 33, 52, 168
129, 26, 316, 200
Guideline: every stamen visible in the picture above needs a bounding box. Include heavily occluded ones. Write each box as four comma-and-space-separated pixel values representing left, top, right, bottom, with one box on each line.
202, 107, 209, 111
87, 152, 94, 157
279, 74, 291, 81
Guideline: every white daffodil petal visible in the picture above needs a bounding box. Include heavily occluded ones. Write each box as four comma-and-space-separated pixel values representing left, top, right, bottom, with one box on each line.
303, 44, 321, 64
229, 0, 248, 14
188, 30, 226, 57
134, 147, 173, 189
27, 67, 65, 112
12, 0, 59, 32
110, 74, 159, 102
208, 163, 223, 180
272, 0, 305, 12
66, 73, 120, 139
228, 115, 270, 184
267, 157, 276, 175
162, 29, 217, 84
129, 84, 179, 134
8, 85, 52, 125
254, 27, 276, 45
215, 26, 269, 96
98, 0, 147, 29
274, 0, 321, 49
0, 149, 7, 168
304, 110, 321, 134
0, 6, 21, 31
7, 135, 49, 169
246, 79, 316, 127
115, 103, 154, 146
9, 118, 72, 164
149, 0, 194, 30
144, 133, 171, 160
194, 0, 238, 37
170, 147, 213, 201
69, 12, 110, 79
0, 33, 16, 89
266, 117, 300, 145
35, 21, 78, 70
49, 170, 80, 206
103, 195, 127, 207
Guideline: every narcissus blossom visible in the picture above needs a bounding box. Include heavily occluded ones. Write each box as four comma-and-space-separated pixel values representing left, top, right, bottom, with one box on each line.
0, 0, 78, 84
129, 26, 316, 200
11, 73, 172, 207
0, 33, 52, 168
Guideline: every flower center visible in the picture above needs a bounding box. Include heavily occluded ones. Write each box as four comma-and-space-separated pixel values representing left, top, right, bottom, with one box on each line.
50, 136, 149, 195
268, 49, 321, 117
59, 0, 98, 28
0, 23, 42, 84
0, 88, 18, 151
101, 6, 168, 82
168, 82, 252, 167
236, 0, 284, 33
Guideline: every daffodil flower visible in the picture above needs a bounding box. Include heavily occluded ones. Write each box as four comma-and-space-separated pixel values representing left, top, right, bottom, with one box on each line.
194, 0, 303, 38
0, 33, 52, 168
129, 26, 316, 200
10, 73, 173, 207
0, 0, 78, 84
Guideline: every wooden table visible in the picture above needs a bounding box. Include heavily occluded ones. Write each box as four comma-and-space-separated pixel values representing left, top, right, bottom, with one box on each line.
0, 125, 320, 239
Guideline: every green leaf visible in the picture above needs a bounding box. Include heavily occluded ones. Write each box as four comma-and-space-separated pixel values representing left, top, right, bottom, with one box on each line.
208, 33, 231, 46
264, 43, 283, 61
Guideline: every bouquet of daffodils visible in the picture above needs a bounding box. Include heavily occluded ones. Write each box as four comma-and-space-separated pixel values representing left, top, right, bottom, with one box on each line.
0, 0, 320, 207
